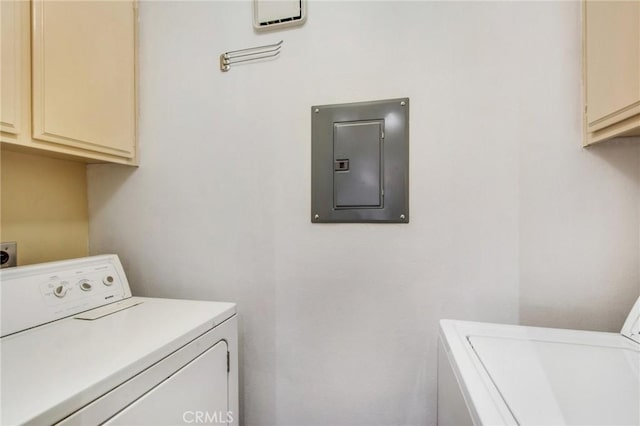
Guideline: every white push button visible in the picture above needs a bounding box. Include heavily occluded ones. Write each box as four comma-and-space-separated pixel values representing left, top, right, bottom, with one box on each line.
103, 275, 114, 286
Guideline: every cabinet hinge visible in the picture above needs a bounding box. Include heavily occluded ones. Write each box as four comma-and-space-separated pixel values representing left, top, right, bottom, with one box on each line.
227, 351, 230, 372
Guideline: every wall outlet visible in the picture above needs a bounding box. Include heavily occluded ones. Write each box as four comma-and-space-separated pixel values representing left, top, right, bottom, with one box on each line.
1, 242, 17, 268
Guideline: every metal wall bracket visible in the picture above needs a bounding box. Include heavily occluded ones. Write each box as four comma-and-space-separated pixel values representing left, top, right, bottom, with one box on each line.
220, 40, 283, 72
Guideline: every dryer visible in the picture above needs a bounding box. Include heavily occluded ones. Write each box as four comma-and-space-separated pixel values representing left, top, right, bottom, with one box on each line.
438, 297, 640, 425
0, 255, 238, 425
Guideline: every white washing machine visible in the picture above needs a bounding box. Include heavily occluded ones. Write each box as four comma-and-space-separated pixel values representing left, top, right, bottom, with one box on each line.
0, 255, 239, 426
438, 297, 640, 425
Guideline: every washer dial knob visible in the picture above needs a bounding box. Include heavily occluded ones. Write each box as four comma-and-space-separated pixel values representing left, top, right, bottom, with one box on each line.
103, 275, 115, 286
79, 281, 93, 291
54, 285, 67, 298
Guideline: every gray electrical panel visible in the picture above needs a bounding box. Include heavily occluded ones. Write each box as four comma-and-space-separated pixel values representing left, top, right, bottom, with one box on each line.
311, 98, 409, 223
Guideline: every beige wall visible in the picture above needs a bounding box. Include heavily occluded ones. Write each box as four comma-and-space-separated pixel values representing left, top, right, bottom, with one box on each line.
1, 149, 88, 265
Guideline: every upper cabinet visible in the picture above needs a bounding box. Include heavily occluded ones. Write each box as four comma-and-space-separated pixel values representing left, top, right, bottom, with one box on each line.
1, 0, 25, 139
0, 1, 137, 165
584, 0, 640, 146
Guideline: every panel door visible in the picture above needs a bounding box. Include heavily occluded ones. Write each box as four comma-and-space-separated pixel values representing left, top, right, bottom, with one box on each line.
31, 0, 136, 159
585, 1, 640, 132
0, 0, 26, 137
105, 340, 230, 425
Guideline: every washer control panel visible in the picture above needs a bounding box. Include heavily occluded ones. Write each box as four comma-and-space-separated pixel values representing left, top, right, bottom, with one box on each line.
39, 267, 122, 305
0, 255, 132, 337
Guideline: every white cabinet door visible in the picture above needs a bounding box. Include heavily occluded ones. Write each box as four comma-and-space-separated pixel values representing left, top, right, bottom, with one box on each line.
105, 341, 230, 425
0, 0, 26, 137
583, 0, 640, 144
585, 0, 640, 131
31, 0, 136, 159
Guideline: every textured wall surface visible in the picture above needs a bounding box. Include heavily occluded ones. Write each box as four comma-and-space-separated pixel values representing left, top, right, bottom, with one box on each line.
88, 2, 640, 425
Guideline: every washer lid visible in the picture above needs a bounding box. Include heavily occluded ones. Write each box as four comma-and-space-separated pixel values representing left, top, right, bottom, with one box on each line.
468, 335, 640, 426
621, 296, 640, 344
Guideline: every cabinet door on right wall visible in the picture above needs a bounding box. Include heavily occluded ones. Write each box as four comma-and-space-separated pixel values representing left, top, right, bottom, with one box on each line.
31, 0, 136, 159
584, 0, 640, 145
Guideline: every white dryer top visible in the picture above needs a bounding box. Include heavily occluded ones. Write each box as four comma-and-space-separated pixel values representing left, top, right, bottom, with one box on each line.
0, 297, 236, 426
